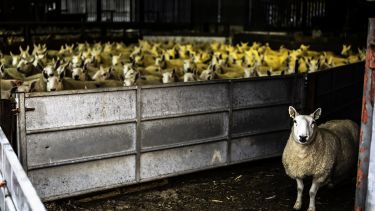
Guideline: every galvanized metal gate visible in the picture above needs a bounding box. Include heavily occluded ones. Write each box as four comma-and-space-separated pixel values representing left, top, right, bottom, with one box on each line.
0, 128, 45, 210
15, 75, 303, 201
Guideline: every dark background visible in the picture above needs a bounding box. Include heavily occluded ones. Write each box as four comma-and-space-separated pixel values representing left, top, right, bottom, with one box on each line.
0, 0, 374, 50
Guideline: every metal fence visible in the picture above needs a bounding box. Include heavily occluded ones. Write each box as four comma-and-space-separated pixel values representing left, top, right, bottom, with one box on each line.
0, 61, 360, 202
0, 128, 45, 210
15, 75, 303, 201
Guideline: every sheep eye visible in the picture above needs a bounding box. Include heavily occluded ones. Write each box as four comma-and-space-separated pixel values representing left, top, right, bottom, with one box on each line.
293, 120, 297, 124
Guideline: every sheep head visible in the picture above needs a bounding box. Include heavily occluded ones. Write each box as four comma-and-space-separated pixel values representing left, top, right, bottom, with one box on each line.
288, 106, 321, 145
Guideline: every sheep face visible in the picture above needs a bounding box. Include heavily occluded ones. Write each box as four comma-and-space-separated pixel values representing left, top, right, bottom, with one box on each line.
44, 71, 64, 92
162, 69, 177, 84
111, 54, 122, 66
288, 106, 321, 145
71, 54, 83, 68
183, 59, 196, 73
199, 68, 216, 81
183, 71, 197, 82
10, 52, 20, 67
92, 66, 111, 81
72, 67, 86, 81
244, 65, 258, 78
307, 59, 319, 72
123, 68, 139, 87
341, 44, 351, 57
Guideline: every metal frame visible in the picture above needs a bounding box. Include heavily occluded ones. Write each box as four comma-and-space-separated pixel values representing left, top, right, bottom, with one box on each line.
0, 128, 46, 210
15, 74, 303, 201
8, 61, 364, 202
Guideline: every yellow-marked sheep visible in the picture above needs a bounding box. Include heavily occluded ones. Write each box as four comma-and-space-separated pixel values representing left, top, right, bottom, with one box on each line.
282, 106, 358, 211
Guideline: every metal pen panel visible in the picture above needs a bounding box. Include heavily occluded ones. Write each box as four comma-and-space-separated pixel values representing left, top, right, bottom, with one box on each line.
27, 123, 136, 169
28, 155, 136, 201
141, 83, 229, 119
232, 78, 295, 109
140, 141, 227, 180
141, 112, 228, 149
231, 131, 289, 162
2, 143, 45, 211
232, 105, 290, 137
0, 179, 4, 211
25, 90, 136, 131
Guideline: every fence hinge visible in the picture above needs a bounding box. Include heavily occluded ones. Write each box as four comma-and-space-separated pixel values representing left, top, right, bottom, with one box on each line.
11, 107, 35, 114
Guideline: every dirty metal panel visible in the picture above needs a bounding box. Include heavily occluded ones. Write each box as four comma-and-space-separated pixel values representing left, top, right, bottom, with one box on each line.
25, 90, 136, 131
3, 144, 46, 211
141, 84, 229, 118
230, 131, 289, 162
232, 105, 290, 136
27, 123, 136, 168
232, 78, 297, 109
141, 113, 228, 149
314, 72, 332, 96
332, 63, 364, 89
140, 141, 227, 180
28, 155, 136, 200
4, 197, 16, 211
0, 174, 5, 211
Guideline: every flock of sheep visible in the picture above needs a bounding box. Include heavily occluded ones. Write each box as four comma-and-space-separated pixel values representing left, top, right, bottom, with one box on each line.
0, 40, 365, 99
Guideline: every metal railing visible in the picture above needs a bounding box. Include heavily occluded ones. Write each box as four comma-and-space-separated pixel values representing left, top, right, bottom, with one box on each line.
0, 128, 45, 210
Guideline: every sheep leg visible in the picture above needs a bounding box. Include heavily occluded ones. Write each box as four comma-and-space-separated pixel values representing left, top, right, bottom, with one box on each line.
293, 178, 303, 210
307, 179, 320, 211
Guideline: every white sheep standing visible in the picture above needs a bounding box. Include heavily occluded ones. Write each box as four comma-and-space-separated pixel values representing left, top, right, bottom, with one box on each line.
282, 106, 358, 211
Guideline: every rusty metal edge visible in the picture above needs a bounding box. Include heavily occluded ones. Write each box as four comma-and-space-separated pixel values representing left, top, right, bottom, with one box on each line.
354, 18, 374, 211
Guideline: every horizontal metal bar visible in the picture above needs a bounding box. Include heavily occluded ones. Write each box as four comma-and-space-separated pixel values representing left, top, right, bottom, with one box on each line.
24, 86, 137, 98
22, 73, 303, 98
231, 128, 290, 139
141, 109, 229, 121
139, 162, 228, 183
39, 179, 139, 202
26, 119, 137, 135
141, 136, 228, 153
27, 150, 137, 170
140, 79, 230, 89
232, 101, 299, 111
229, 153, 283, 165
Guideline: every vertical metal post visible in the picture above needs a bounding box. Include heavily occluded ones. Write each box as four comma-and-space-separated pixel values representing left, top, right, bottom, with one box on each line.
227, 81, 233, 164
135, 86, 141, 182
16, 93, 27, 171
355, 18, 375, 211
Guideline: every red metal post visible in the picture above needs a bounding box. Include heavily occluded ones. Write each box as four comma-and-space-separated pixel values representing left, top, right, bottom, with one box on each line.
355, 18, 375, 211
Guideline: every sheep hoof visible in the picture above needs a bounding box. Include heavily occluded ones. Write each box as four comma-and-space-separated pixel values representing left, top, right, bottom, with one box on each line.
307, 208, 315, 211
293, 202, 302, 210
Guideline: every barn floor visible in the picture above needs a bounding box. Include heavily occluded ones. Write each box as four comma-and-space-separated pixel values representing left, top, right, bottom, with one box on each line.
45, 157, 355, 211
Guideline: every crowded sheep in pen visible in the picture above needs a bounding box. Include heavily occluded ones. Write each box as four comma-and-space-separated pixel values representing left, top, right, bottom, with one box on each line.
0, 40, 365, 98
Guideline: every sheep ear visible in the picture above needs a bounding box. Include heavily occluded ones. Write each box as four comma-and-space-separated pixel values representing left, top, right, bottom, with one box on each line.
43, 71, 49, 80
59, 70, 65, 80
30, 81, 37, 92
288, 106, 298, 119
0, 64, 4, 74
311, 108, 322, 120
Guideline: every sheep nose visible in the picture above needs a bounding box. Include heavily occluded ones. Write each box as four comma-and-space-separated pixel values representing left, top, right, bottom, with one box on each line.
74, 75, 79, 80
50, 88, 56, 91
299, 136, 307, 143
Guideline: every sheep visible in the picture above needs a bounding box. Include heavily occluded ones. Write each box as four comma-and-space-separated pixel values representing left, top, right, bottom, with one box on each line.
162, 68, 179, 84
183, 70, 198, 82
282, 106, 358, 211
